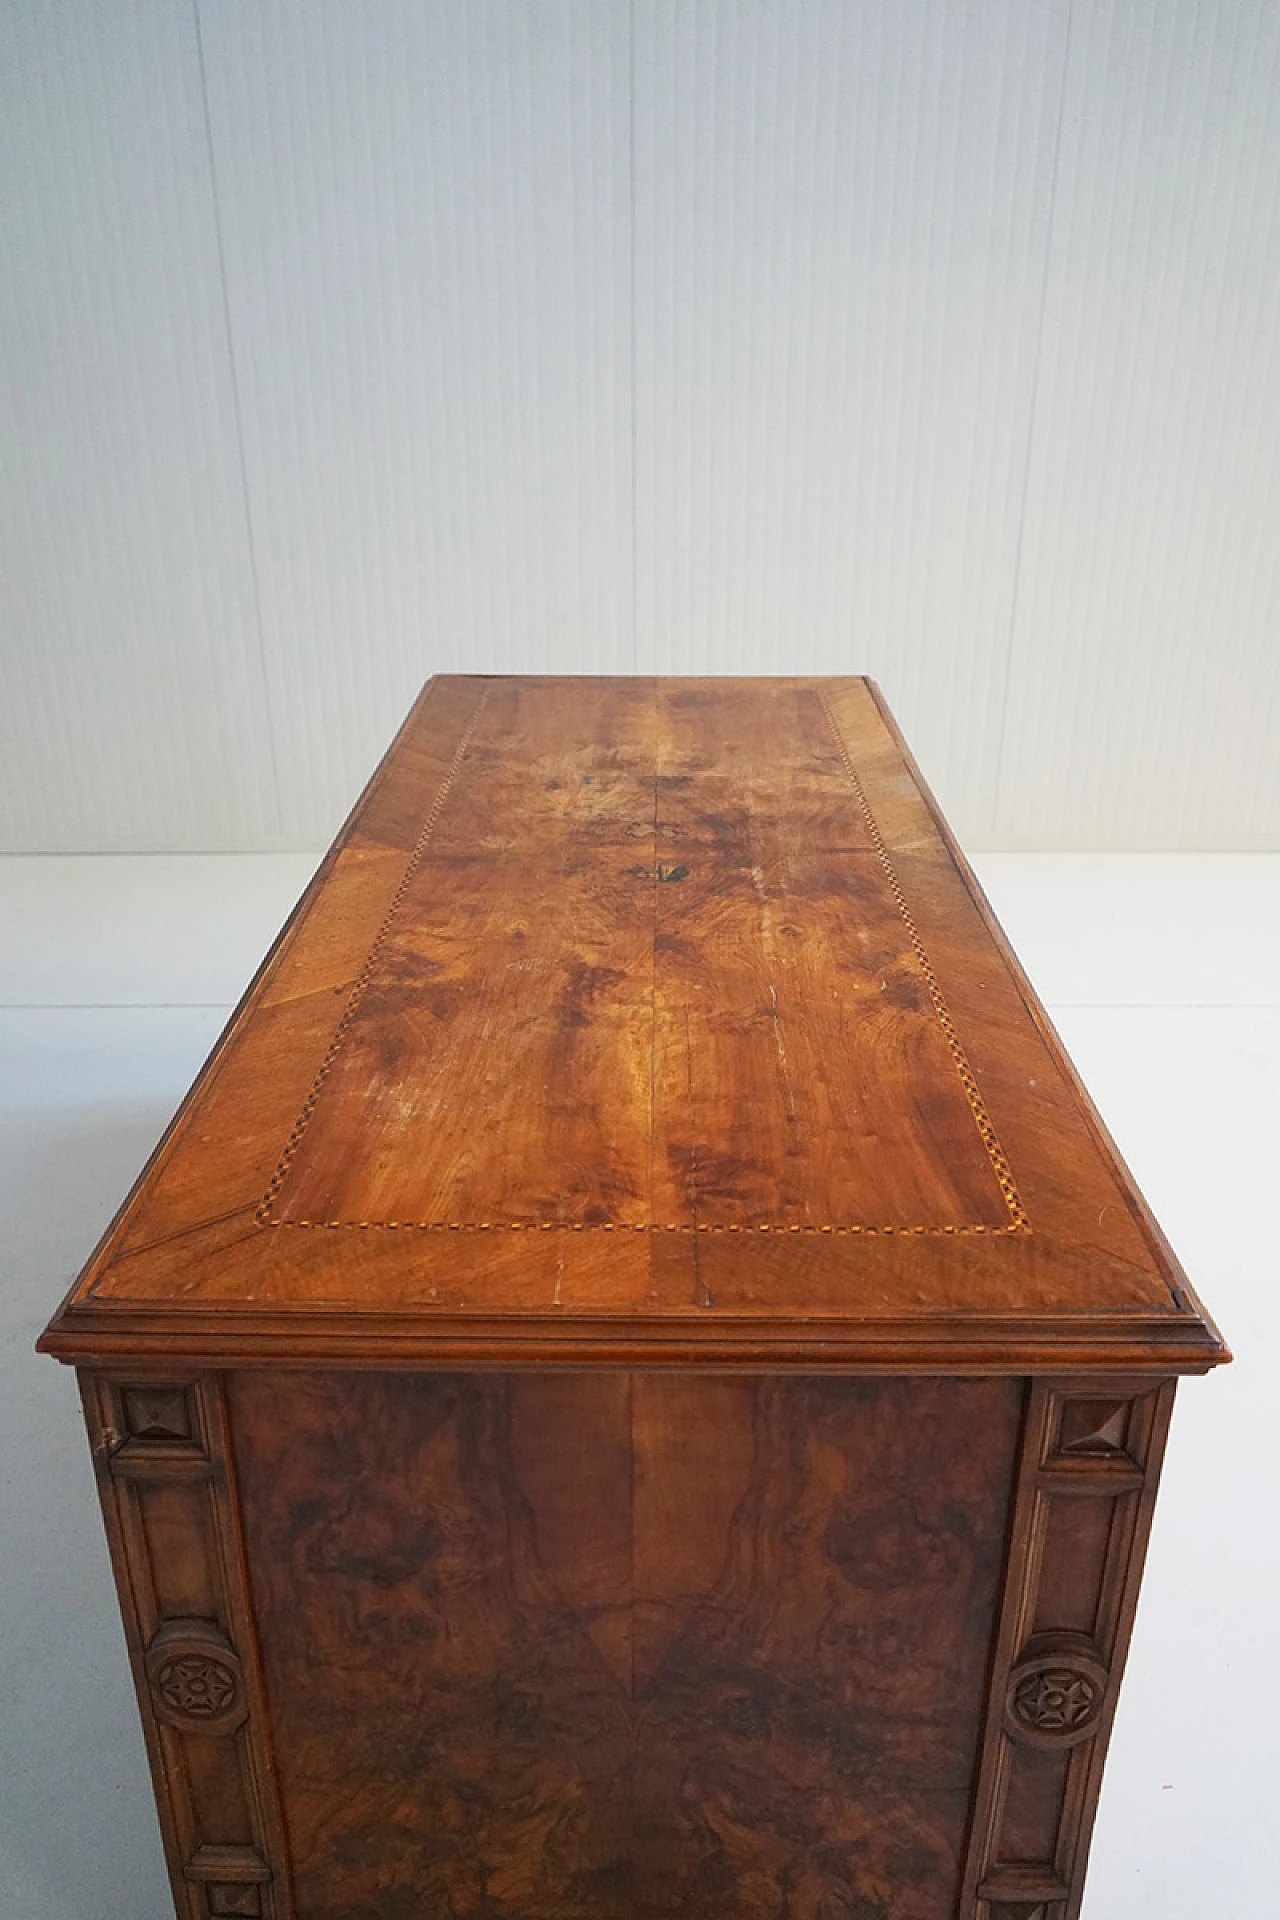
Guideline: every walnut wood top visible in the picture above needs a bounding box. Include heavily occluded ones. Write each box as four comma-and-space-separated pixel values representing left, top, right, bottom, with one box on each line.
40, 677, 1226, 1372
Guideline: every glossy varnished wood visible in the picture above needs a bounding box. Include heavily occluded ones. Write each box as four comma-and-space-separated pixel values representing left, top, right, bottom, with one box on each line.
40, 677, 1227, 1920
226, 1370, 1023, 1919
72, 1362, 1182, 1920
266, 682, 1011, 1233
40, 676, 1224, 1372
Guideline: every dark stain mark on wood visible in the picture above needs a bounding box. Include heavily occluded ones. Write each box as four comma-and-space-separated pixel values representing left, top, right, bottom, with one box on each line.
626, 863, 690, 883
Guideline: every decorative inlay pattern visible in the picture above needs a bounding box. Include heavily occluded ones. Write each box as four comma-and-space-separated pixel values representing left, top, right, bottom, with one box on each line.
257, 687, 1029, 1237
820, 692, 1028, 1232
257, 685, 491, 1228
273, 1217, 1018, 1235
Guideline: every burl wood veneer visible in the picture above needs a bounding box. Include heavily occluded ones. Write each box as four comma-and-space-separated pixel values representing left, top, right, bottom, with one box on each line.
40, 677, 1227, 1920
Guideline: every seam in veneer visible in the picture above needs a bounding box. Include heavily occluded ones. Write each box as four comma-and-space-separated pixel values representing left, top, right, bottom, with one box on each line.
258, 686, 1031, 1239
819, 691, 1030, 1233
256, 686, 491, 1228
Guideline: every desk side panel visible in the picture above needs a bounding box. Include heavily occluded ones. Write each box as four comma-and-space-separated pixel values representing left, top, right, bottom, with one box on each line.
225, 1369, 1022, 1920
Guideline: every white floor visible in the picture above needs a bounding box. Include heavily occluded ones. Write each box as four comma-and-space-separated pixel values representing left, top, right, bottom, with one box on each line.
1, 851, 1276, 1919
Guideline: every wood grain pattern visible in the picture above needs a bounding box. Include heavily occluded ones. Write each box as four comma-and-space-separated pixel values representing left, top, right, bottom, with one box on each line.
265, 679, 1015, 1233
40, 680, 1225, 1919
78, 1374, 292, 1920
38, 676, 1227, 1374
227, 1369, 1024, 1920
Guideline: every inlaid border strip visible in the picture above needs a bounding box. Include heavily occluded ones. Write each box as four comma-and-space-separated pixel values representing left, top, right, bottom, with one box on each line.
258, 684, 1029, 1236
256, 685, 491, 1226
269, 1218, 1021, 1235
819, 691, 1028, 1230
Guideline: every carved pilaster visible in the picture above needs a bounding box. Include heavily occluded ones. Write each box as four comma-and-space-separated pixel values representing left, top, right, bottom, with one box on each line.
79, 1374, 292, 1920
961, 1377, 1177, 1920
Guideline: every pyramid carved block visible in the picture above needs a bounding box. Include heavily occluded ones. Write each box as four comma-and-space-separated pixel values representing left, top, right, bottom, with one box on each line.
1058, 1397, 1131, 1457
122, 1384, 194, 1445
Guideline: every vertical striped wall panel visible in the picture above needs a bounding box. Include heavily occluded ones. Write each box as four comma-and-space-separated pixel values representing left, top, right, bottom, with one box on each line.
0, 0, 280, 848
631, 0, 1071, 828
1, 1, 1277, 849
996, 0, 1280, 848
196, 0, 634, 842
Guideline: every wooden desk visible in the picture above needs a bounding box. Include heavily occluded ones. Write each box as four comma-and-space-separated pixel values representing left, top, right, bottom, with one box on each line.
40, 677, 1226, 1920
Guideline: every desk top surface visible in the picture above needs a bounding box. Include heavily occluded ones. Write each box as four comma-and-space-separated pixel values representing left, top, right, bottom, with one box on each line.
40, 676, 1226, 1372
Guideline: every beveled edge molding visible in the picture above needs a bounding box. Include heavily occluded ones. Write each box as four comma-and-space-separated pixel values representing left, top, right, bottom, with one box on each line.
79, 1373, 293, 1920
959, 1375, 1177, 1920
44, 1304, 1228, 1374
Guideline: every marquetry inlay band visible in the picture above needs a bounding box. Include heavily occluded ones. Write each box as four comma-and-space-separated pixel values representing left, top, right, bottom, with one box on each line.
272, 1218, 1023, 1235
819, 693, 1028, 1232
258, 686, 1030, 1237
258, 687, 491, 1229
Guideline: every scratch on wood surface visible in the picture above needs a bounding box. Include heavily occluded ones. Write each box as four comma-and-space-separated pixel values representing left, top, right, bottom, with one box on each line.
686, 1005, 712, 1308
747, 833, 801, 1135
647, 760, 661, 1226
768, 982, 799, 1128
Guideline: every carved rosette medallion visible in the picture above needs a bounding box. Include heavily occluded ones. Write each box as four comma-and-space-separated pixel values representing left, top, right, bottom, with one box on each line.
1013, 1665, 1098, 1734
1004, 1633, 1107, 1750
158, 1653, 238, 1720
146, 1620, 247, 1737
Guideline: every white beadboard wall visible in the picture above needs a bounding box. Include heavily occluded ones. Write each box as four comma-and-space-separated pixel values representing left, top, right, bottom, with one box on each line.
2, 0, 1278, 850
